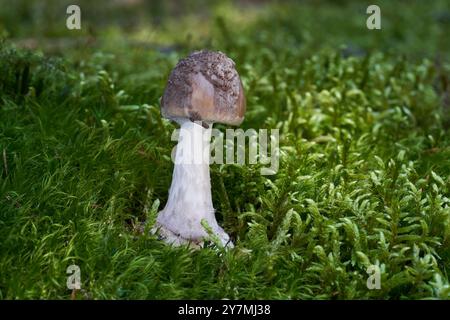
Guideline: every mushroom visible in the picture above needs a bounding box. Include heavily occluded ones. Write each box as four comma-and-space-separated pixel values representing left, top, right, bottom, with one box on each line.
154, 50, 246, 248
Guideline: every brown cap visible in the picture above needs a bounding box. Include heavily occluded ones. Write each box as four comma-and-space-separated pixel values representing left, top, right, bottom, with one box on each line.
161, 50, 246, 126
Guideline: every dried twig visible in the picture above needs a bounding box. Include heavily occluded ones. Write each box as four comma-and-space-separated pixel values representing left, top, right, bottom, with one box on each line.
2, 148, 8, 176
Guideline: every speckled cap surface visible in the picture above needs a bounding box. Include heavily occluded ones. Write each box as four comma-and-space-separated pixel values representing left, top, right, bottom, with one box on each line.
161, 50, 246, 126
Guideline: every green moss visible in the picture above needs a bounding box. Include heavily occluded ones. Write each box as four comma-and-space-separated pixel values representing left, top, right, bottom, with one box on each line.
0, 0, 449, 299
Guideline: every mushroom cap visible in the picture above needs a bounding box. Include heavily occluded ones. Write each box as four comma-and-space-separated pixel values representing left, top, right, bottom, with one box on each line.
161, 50, 246, 126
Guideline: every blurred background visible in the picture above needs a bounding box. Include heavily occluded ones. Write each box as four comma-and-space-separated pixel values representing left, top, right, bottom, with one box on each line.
1, 0, 449, 58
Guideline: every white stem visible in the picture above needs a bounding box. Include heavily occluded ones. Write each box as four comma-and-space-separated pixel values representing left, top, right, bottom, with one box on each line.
155, 119, 232, 247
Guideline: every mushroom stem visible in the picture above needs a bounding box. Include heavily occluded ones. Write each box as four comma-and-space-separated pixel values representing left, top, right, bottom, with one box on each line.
155, 119, 233, 248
